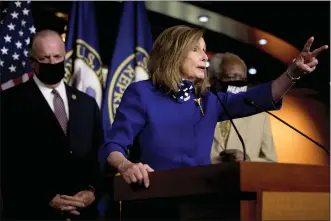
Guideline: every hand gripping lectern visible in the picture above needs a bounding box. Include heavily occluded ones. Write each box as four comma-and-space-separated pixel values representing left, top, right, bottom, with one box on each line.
113, 162, 330, 221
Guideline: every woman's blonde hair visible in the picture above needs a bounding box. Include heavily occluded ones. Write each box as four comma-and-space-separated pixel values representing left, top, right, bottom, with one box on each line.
148, 25, 210, 96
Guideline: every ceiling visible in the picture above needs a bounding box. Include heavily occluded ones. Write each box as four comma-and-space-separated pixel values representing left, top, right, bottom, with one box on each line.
22, 1, 331, 103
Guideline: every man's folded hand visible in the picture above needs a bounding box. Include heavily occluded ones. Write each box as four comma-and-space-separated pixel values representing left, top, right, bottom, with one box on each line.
49, 194, 85, 216
219, 149, 251, 162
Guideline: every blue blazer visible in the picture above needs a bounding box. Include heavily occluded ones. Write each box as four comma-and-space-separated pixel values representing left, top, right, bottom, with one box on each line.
100, 80, 281, 171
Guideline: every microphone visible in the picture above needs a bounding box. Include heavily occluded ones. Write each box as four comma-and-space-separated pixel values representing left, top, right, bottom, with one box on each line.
210, 81, 247, 161
244, 98, 330, 155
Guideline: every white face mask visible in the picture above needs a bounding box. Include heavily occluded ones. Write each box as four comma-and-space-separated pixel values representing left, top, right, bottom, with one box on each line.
227, 85, 247, 94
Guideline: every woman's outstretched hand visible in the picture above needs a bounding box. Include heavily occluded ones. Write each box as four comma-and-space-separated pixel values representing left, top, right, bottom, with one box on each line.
289, 37, 328, 76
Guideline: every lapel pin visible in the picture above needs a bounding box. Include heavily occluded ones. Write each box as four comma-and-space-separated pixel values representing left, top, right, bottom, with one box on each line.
72, 94, 77, 100
194, 98, 204, 116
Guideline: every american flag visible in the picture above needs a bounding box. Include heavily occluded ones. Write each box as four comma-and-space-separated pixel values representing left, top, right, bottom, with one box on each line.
0, 1, 36, 91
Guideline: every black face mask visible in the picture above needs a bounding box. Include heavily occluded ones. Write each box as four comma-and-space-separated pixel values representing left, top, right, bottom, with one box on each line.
217, 80, 248, 92
35, 60, 65, 85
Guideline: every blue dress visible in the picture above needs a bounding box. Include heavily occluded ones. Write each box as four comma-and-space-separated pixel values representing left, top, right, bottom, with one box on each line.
99, 80, 281, 171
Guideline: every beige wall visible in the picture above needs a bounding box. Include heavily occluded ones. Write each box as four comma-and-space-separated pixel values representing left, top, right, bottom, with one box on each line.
269, 88, 329, 165
264, 88, 330, 221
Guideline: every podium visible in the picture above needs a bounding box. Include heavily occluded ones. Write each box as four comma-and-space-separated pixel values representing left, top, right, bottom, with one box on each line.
113, 162, 330, 221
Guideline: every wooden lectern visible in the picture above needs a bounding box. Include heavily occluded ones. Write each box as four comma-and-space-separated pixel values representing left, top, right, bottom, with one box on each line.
113, 162, 330, 221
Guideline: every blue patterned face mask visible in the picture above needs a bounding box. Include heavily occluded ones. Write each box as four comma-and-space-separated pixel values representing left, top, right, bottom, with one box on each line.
172, 80, 195, 103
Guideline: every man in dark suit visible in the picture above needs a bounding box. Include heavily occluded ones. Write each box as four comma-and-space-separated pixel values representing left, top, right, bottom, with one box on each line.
1, 30, 104, 220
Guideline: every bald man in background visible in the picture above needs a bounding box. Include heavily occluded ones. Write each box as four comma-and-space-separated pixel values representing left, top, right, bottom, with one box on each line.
208, 53, 278, 163
1, 30, 104, 220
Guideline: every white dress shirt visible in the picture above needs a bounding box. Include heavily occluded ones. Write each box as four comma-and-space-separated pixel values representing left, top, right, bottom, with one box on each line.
33, 75, 70, 119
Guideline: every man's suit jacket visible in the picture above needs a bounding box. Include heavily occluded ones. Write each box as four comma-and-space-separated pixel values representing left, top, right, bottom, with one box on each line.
211, 112, 277, 163
1, 78, 104, 220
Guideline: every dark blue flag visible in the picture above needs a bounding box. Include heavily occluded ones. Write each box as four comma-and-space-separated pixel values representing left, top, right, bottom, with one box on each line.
102, 1, 153, 131
0, 1, 35, 90
64, 1, 103, 107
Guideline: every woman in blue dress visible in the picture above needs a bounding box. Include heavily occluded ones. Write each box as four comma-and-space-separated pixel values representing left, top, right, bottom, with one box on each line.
99, 25, 328, 188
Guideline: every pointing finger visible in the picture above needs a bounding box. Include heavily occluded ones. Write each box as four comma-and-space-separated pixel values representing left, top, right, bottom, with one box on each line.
302, 36, 314, 52
311, 45, 328, 57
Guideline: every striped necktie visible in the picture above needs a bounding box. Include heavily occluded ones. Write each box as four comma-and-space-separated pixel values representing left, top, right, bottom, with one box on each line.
52, 89, 68, 135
